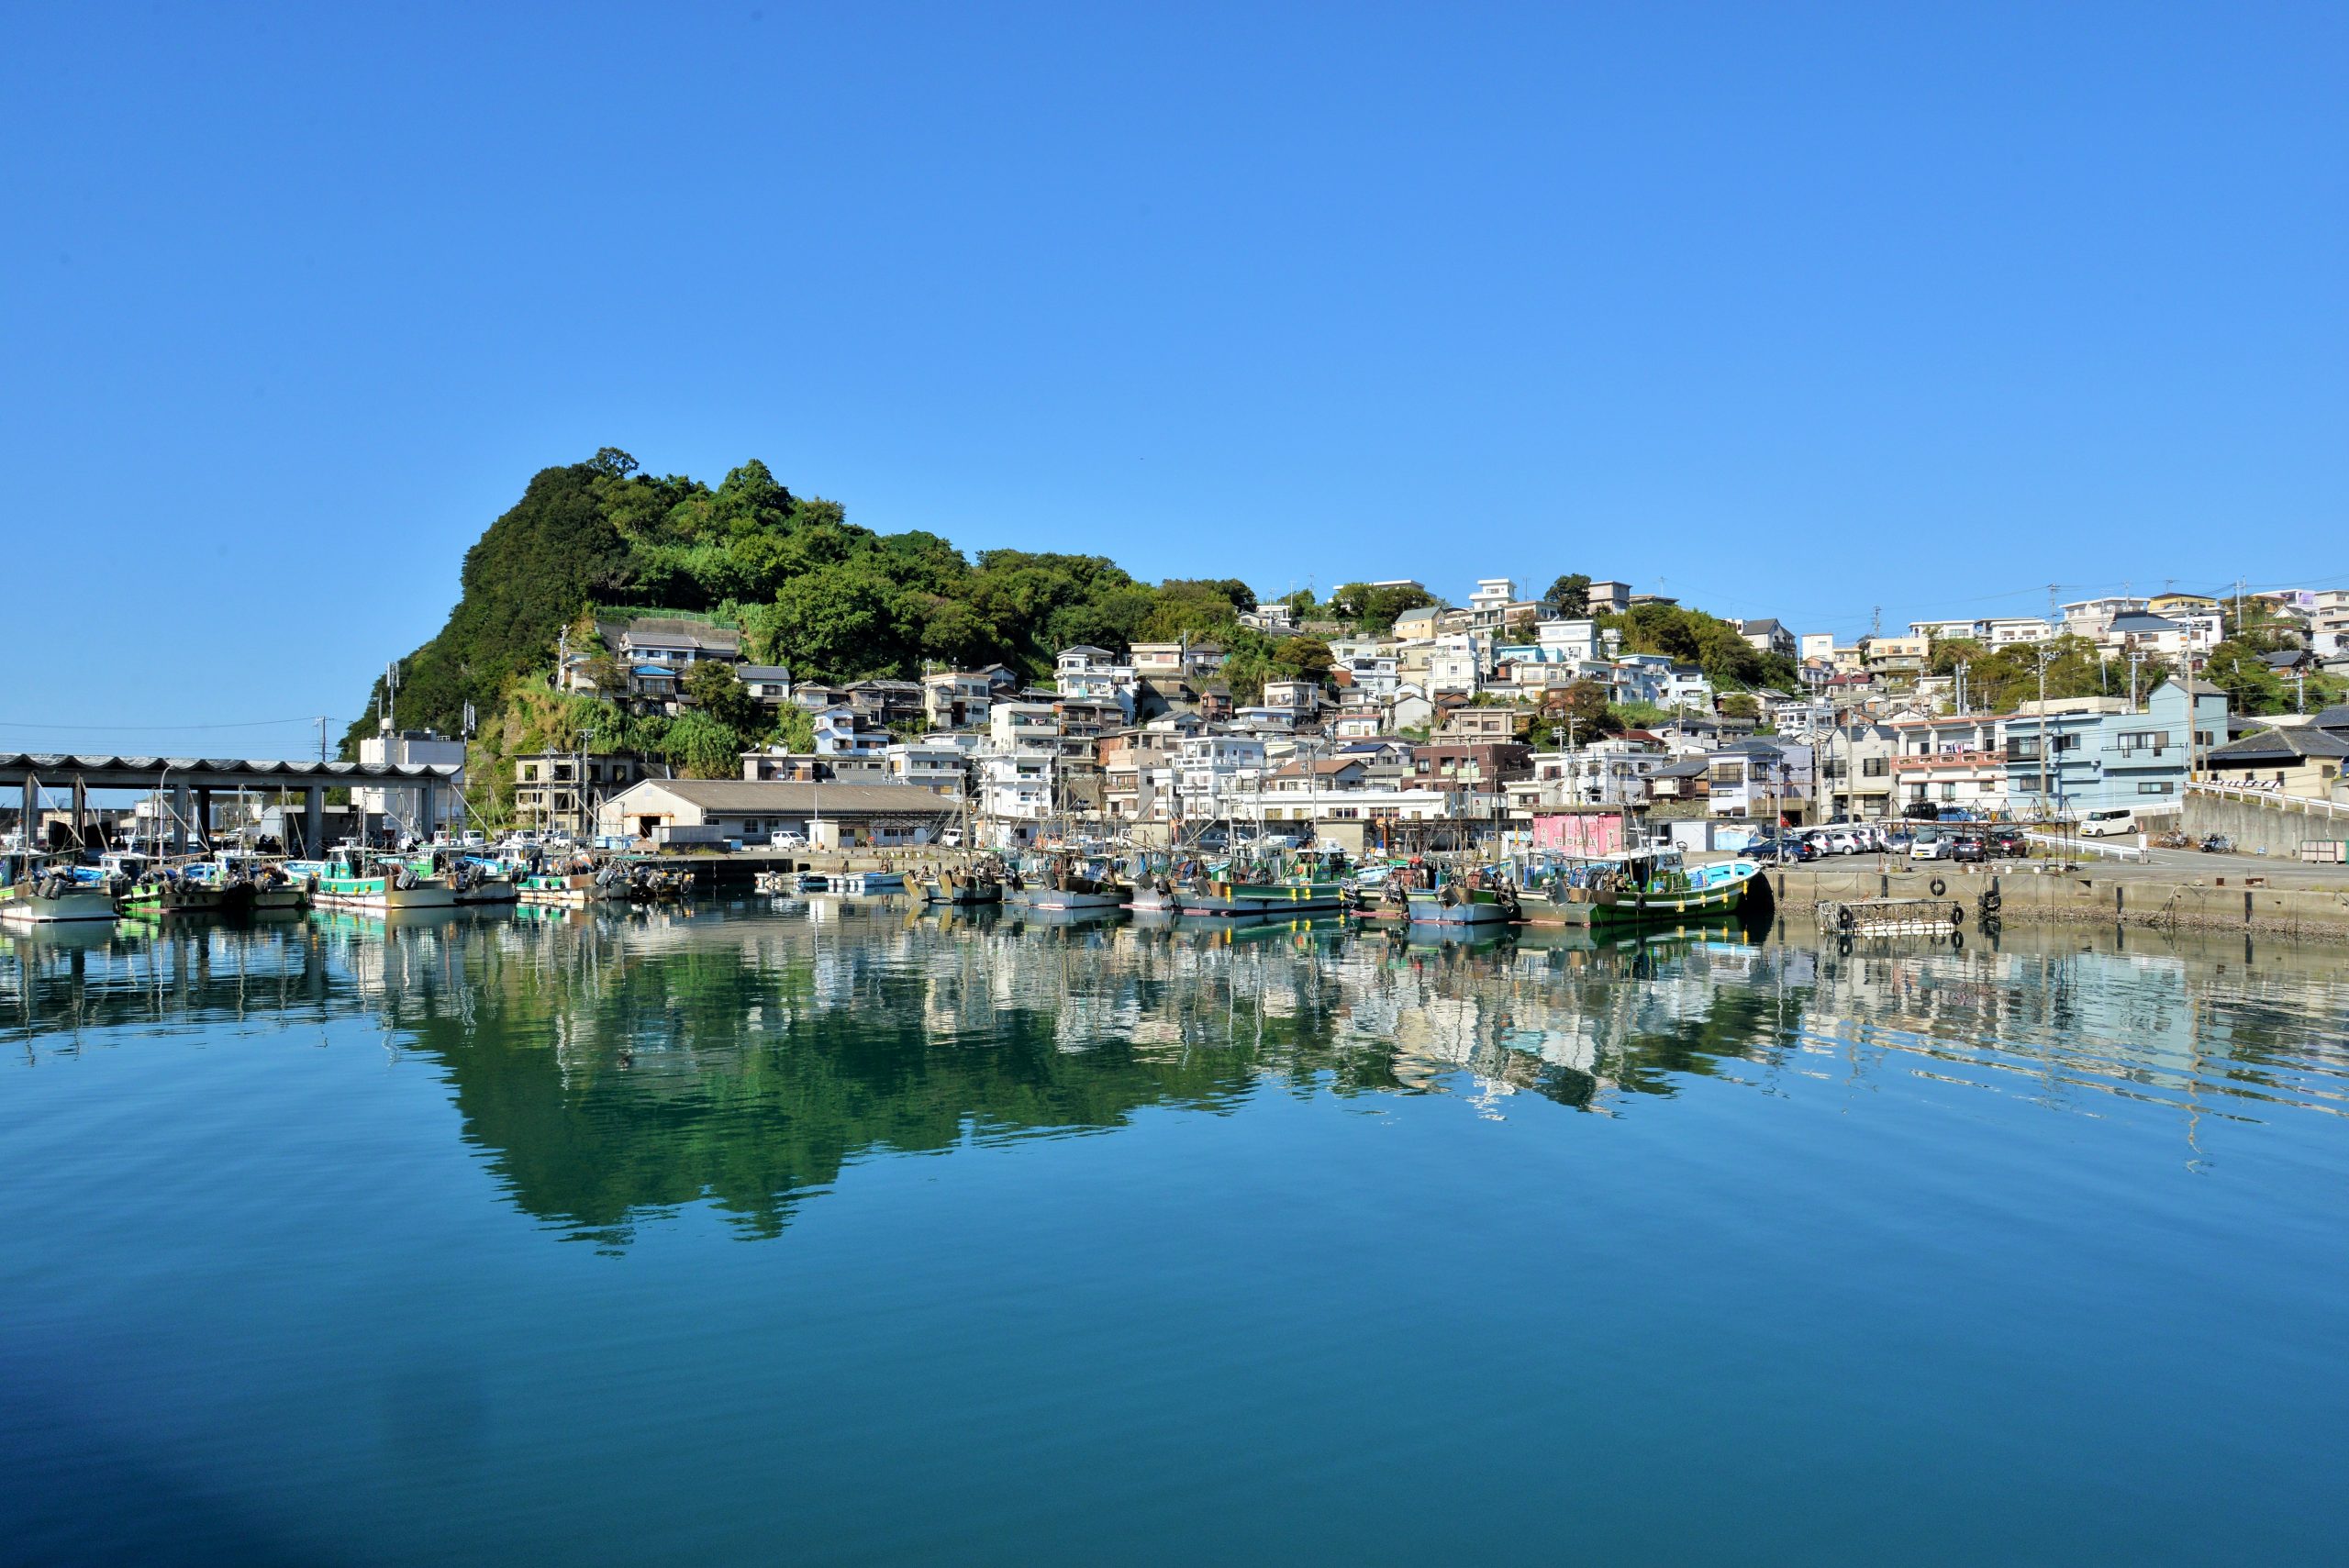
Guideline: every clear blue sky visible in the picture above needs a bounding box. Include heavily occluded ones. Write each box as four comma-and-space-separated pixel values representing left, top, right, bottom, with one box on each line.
4, 2, 2342, 755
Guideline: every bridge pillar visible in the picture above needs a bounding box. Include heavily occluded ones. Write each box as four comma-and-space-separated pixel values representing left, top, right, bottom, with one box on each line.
305, 785, 326, 858
172, 781, 193, 856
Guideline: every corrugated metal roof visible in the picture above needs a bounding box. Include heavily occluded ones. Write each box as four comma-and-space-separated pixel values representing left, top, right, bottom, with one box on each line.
611, 779, 959, 815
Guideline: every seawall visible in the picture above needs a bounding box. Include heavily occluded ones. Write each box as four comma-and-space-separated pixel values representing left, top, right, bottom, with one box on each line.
1765, 862, 2349, 942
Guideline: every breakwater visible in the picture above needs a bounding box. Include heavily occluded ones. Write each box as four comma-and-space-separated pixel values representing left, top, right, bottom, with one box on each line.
1766, 862, 2349, 941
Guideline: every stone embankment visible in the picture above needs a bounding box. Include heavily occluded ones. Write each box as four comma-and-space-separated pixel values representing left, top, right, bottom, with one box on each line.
1765, 860, 2349, 942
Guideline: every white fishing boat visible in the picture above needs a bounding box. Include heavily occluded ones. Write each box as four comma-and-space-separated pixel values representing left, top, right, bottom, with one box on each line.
0, 863, 120, 925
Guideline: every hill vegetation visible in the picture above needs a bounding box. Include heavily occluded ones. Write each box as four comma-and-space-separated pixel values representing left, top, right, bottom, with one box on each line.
354, 449, 1805, 818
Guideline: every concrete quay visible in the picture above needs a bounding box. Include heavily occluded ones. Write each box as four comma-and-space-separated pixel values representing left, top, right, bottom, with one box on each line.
1763, 858, 2349, 942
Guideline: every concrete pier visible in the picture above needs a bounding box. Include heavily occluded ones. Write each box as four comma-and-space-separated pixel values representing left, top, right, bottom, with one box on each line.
1766, 860, 2349, 942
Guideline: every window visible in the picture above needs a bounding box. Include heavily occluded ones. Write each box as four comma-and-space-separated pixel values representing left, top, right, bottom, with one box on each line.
1941, 784, 1958, 801
2006, 738, 2042, 762
2054, 733, 2080, 752
2136, 782, 2175, 796
1864, 757, 1889, 777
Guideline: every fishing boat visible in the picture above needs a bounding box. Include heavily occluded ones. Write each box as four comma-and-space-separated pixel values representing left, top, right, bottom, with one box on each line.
1172, 846, 1355, 917
451, 855, 520, 906
919, 862, 1004, 906
121, 858, 256, 918
518, 863, 615, 906
1531, 848, 1760, 927
836, 871, 905, 895
1178, 873, 1353, 917
1402, 877, 1521, 927
1007, 853, 1131, 911
302, 851, 461, 912
0, 862, 122, 925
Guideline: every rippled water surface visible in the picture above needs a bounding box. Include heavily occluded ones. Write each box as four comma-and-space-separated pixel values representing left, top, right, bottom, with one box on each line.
5, 901, 2345, 1565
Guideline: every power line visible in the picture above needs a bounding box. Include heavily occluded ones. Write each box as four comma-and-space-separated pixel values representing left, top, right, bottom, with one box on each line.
0, 716, 355, 732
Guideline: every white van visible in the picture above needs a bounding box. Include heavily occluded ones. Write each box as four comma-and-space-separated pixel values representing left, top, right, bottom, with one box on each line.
2079, 807, 2138, 838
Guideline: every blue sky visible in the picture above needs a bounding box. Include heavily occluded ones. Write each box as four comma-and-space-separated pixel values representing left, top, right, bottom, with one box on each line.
4, 2, 2342, 755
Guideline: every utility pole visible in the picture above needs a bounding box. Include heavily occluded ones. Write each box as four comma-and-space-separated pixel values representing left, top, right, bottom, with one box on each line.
315, 717, 327, 762
2035, 646, 2053, 821
2128, 651, 2144, 712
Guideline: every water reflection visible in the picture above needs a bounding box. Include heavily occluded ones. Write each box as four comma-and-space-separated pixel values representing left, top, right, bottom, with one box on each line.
7, 902, 2345, 1242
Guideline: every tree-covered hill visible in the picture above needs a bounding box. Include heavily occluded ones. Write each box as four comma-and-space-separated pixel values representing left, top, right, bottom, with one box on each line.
353, 448, 1810, 816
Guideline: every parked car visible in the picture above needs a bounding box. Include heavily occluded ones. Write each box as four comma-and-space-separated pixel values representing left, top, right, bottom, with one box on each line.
1909, 831, 1951, 861
1987, 828, 2026, 856
769, 829, 808, 849
1951, 836, 1988, 863
1824, 829, 1867, 855
2080, 807, 2138, 839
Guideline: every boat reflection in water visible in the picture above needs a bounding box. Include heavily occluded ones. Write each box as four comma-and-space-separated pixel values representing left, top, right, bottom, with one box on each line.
6, 900, 2343, 1249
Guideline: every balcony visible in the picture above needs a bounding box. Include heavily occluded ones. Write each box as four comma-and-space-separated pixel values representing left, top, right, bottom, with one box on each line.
1893, 750, 2004, 772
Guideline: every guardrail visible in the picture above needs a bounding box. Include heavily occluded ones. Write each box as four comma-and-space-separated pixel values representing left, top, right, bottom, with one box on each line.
2023, 831, 2149, 863
2189, 782, 2349, 821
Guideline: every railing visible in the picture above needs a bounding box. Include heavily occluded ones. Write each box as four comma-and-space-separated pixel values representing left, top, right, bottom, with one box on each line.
1889, 751, 2004, 772
2023, 831, 2150, 863
2188, 782, 2349, 820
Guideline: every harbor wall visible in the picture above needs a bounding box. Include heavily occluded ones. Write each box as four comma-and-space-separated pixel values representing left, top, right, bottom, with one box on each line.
2184, 790, 2349, 862
1766, 863, 2349, 942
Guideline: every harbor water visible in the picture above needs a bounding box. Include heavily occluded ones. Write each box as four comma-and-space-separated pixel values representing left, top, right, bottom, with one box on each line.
4, 902, 2345, 1565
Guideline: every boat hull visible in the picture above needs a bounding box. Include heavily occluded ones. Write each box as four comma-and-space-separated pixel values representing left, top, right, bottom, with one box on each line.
1404, 891, 1517, 926
1178, 881, 1351, 917
1, 884, 119, 924
1016, 888, 1131, 911
311, 874, 460, 911
1546, 866, 1757, 927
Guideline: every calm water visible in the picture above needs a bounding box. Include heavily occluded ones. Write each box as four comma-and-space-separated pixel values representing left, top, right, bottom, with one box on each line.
3, 901, 2345, 1566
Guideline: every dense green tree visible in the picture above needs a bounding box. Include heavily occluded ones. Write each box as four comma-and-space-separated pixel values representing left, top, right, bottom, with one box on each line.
684, 660, 764, 735
1269, 636, 1335, 682
1542, 573, 1592, 617
1328, 581, 1439, 632
2203, 641, 2289, 715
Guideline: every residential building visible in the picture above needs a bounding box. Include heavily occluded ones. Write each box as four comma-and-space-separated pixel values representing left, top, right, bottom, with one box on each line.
736, 664, 793, 707
2059, 596, 2149, 641
740, 750, 889, 784
923, 670, 995, 730
596, 778, 958, 847
812, 706, 888, 757
1813, 723, 1898, 820
1860, 635, 1929, 674
1705, 739, 1816, 822
1427, 634, 1486, 697
1587, 581, 1633, 615
2199, 726, 2349, 800
513, 751, 662, 836
1737, 617, 1797, 659
1887, 714, 2009, 816
1391, 606, 1443, 641
1174, 734, 1267, 823
2002, 680, 2224, 817
884, 740, 969, 795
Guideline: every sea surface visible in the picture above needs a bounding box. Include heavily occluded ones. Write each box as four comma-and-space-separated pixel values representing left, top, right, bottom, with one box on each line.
3, 900, 2344, 1566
